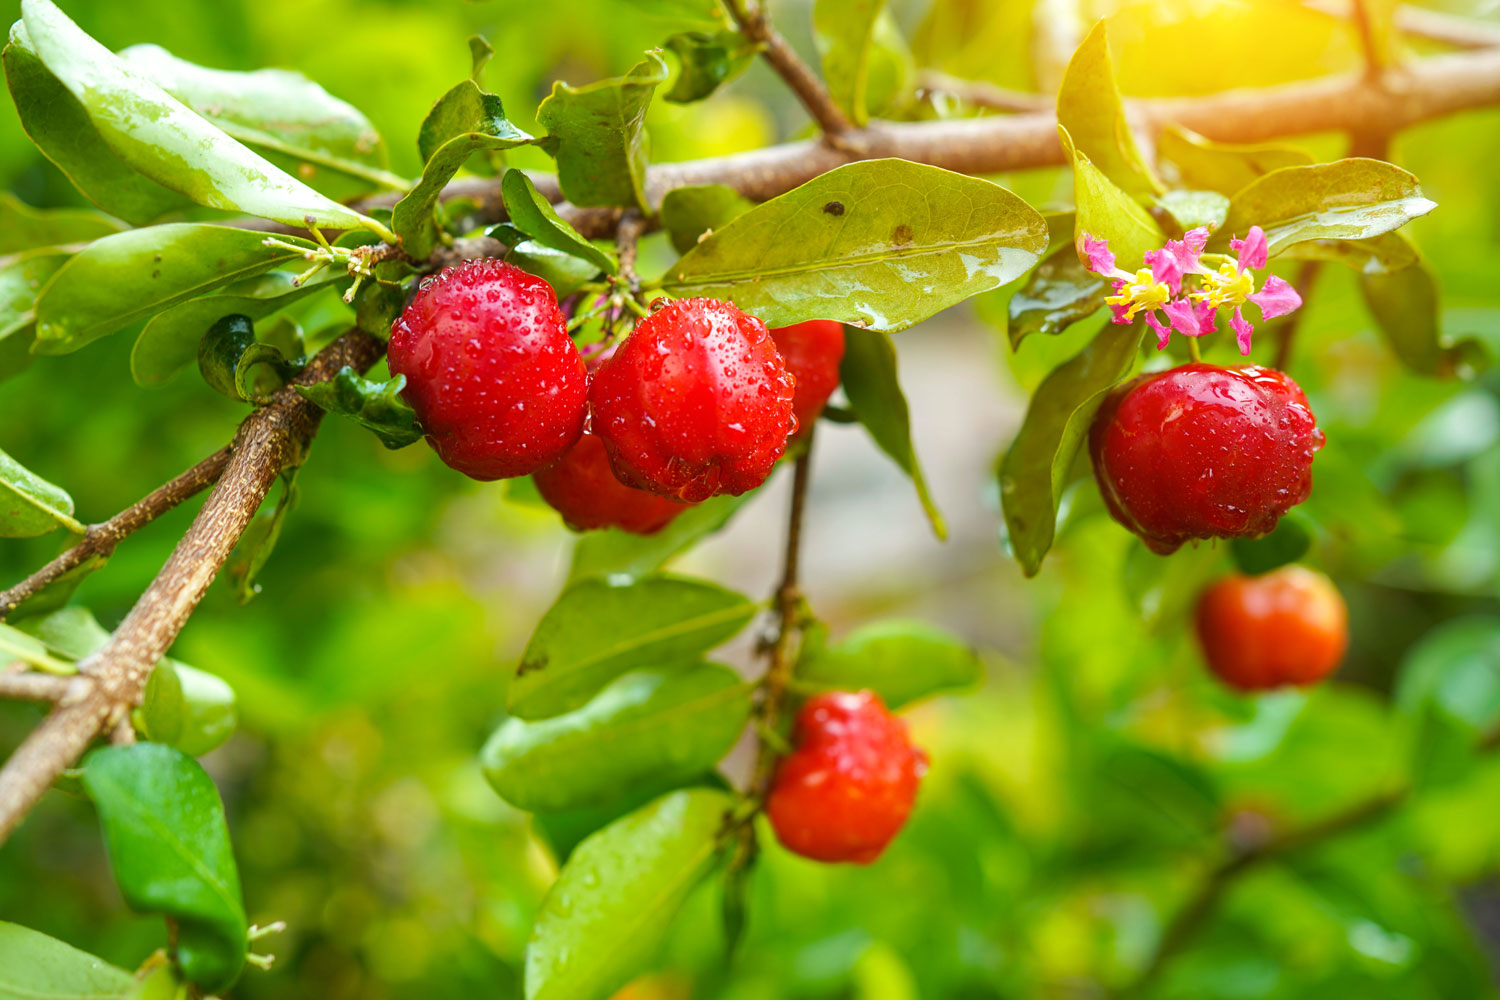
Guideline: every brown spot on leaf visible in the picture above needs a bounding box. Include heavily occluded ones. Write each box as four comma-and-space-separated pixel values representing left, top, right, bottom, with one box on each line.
516, 652, 548, 676
892, 224, 914, 246
823, 201, 845, 216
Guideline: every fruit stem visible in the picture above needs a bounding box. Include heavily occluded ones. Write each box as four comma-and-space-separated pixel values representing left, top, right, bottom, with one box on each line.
1186, 337, 1201, 363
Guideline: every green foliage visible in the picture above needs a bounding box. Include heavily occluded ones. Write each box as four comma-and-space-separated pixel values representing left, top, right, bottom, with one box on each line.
1359, 242, 1487, 378
663, 30, 756, 104
663, 159, 1048, 332
1062, 127, 1164, 271
500, 170, 616, 274
798, 619, 981, 708
82, 743, 247, 992
1230, 512, 1313, 575
0, 922, 139, 1000
659, 183, 753, 254
197, 313, 298, 403
1157, 125, 1314, 197
0, 443, 79, 537
568, 492, 750, 583
294, 367, 423, 450
1055, 21, 1159, 199
1007, 244, 1107, 347
812, 0, 885, 125
0, 193, 120, 252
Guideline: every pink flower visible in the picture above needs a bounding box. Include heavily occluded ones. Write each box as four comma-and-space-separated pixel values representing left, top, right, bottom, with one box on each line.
1230, 226, 1268, 270
1082, 236, 1119, 278
1247, 274, 1302, 320
1162, 298, 1208, 338
1229, 308, 1255, 355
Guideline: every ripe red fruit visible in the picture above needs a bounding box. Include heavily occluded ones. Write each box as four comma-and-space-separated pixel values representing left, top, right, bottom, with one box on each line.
770, 320, 845, 432
388, 259, 587, 481
589, 298, 796, 502
532, 433, 689, 535
1089, 363, 1324, 555
766, 690, 928, 864
1195, 566, 1348, 691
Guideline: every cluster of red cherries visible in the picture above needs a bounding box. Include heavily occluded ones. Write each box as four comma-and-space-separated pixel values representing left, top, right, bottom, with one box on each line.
389, 257, 1346, 866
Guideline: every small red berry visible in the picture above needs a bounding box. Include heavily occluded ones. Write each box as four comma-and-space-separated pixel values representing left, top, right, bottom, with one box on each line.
771, 320, 845, 432
589, 298, 796, 502
533, 432, 690, 535
1089, 363, 1324, 555
766, 690, 928, 864
388, 259, 587, 481
1195, 566, 1348, 691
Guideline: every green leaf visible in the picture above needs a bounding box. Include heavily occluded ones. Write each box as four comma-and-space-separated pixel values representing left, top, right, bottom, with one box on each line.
1055, 21, 1160, 198
171, 666, 238, 757
1154, 189, 1229, 232
0, 250, 69, 382
1229, 512, 1313, 576
1396, 617, 1500, 788
0, 445, 81, 537
813, 0, 886, 125
509, 575, 758, 720
798, 619, 981, 708
117, 43, 400, 198
1007, 245, 1108, 348
197, 314, 297, 403
506, 241, 605, 298
1359, 241, 1487, 378
531, 773, 719, 863
33, 224, 316, 355
132, 270, 342, 387
1157, 125, 1314, 198
1279, 230, 1418, 274
294, 367, 422, 449
469, 35, 493, 80
501, 171, 617, 274
840, 329, 945, 538
525, 788, 733, 1000
18, 1, 388, 234
664, 31, 757, 103
662, 159, 1047, 332
3, 24, 191, 226
0, 922, 137, 1000
1217, 158, 1437, 257
536, 52, 669, 210
82, 743, 247, 992
998, 320, 1144, 576
568, 493, 750, 584
4, 552, 105, 619
0, 194, 123, 255
621, 0, 729, 29
659, 184, 754, 255
1062, 127, 1164, 272
392, 101, 533, 259
483, 664, 751, 811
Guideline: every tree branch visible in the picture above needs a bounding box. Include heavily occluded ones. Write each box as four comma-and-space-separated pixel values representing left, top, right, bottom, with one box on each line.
0, 673, 74, 703
724, 0, 854, 138
0, 447, 233, 621
916, 71, 1055, 114
1303, 0, 1500, 50
0, 329, 383, 845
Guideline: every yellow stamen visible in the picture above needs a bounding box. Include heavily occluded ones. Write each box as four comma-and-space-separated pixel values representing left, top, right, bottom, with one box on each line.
1105, 268, 1171, 320
1192, 261, 1256, 309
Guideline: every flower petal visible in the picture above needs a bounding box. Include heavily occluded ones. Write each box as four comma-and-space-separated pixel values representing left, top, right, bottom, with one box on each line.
1163, 298, 1205, 337
1193, 299, 1218, 335
1183, 227, 1210, 254
1230, 226, 1268, 271
1145, 311, 1172, 349
1248, 274, 1302, 320
1146, 248, 1184, 294
1229, 306, 1255, 355
1081, 234, 1118, 276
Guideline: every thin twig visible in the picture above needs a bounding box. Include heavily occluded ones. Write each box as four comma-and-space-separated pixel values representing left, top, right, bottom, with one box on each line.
0, 330, 383, 845
0, 447, 233, 621
1303, 0, 1500, 50
1273, 261, 1324, 371
615, 210, 647, 294
0, 673, 73, 703
916, 71, 1054, 113
724, 0, 855, 139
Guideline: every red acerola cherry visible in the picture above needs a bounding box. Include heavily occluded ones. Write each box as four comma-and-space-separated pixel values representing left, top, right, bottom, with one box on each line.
589, 298, 796, 502
388, 259, 587, 481
766, 690, 928, 864
532, 432, 689, 535
1089, 363, 1324, 555
1195, 566, 1348, 691
771, 320, 845, 432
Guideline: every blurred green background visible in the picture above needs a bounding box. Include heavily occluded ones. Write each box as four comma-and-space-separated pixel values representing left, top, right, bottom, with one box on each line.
5, 0, 1500, 997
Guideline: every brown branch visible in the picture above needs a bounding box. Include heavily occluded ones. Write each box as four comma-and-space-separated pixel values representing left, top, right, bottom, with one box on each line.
1304, 0, 1500, 50
0, 447, 232, 621
724, 0, 854, 139
0, 673, 74, 703
916, 71, 1055, 114
0, 330, 383, 845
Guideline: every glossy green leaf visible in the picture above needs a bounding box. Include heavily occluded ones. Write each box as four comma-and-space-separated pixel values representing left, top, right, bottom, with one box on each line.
19, 0, 387, 234
841, 328, 946, 538
798, 619, 981, 708
663, 159, 1047, 332
132, 270, 341, 387
524, 788, 733, 1000
1055, 21, 1159, 198
417, 79, 530, 164
0, 445, 81, 537
813, 0, 885, 124
0, 194, 123, 254
4, 553, 105, 620
1396, 617, 1500, 788
1157, 125, 1314, 198
1359, 242, 1487, 378
861, 11, 916, 120
117, 43, 400, 198
1007, 245, 1107, 347
536, 52, 669, 210
294, 367, 422, 449
1155, 189, 1229, 232
2, 24, 190, 226
0, 250, 68, 382
1218, 159, 1437, 257
664, 30, 757, 103
660, 184, 754, 255
33, 224, 315, 355
999, 320, 1143, 576
501, 171, 616, 274
509, 575, 758, 719
621, 0, 728, 29
568, 493, 750, 583
171, 666, 238, 757
1229, 512, 1313, 576
1279, 230, 1418, 274
530, 773, 721, 863
0, 922, 137, 1000
82, 743, 247, 992
198, 314, 297, 403
0, 621, 65, 671
1062, 128, 1163, 272
483, 664, 751, 811
506, 241, 604, 298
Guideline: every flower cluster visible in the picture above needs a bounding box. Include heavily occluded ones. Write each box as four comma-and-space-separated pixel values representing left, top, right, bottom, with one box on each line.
1081, 225, 1302, 354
